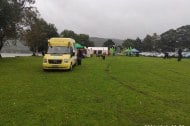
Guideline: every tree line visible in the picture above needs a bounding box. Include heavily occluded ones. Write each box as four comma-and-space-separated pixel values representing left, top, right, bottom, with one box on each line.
104, 25, 190, 52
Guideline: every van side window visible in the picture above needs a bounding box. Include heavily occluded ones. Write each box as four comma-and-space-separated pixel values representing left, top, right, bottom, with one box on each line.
70, 47, 75, 56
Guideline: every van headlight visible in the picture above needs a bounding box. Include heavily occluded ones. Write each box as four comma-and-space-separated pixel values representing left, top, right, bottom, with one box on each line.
64, 59, 69, 63
43, 59, 48, 63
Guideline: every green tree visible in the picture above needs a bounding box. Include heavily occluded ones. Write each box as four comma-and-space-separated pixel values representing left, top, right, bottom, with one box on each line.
60, 30, 94, 47
24, 18, 58, 55
103, 39, 115, 49
60, 30, 76, 39
0, 0, 35, 57
76, 34, 93, 47
151, 33, 161, 52
122, 39, 135, 48
158, 25, 190, 51
134, 37, 142, 51
142, 35, 153, 51
175, 25, 190, 49
160, 29, 177, 52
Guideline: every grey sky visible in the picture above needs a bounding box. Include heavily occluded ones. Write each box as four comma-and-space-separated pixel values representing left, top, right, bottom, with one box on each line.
35, 0, 190, 39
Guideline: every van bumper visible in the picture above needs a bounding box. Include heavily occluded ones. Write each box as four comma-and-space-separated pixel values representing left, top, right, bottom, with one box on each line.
43, 63, 70, 70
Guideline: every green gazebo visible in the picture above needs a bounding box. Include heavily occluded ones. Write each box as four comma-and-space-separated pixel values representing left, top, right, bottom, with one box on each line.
75, 43, 84, 49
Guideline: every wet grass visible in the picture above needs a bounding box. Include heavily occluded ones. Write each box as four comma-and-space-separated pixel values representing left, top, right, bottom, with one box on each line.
0, 56, 189, 126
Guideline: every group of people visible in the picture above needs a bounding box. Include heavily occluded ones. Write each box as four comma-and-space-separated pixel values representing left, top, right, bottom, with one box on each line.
163, 48, 183, 61
77, 48, 183, 65
77, 49, 107, 65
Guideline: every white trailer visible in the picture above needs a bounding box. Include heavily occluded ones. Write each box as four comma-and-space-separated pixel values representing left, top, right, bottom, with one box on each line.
87, 47, 108, 57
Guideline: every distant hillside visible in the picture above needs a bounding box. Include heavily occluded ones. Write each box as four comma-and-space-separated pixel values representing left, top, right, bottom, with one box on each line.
1, 41, 31, 53
90, 37, 124, 47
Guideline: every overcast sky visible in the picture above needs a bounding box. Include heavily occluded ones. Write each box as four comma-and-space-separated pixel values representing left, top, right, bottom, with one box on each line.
34, 0, 190, 39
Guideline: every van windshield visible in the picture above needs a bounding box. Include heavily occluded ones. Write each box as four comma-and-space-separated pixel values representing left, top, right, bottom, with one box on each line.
47, 46, 70, 54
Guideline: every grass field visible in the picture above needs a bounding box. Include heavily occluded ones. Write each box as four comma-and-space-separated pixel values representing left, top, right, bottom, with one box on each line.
0, 56, 189, 126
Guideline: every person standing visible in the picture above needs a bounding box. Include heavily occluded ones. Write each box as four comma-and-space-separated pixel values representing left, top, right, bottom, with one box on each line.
164, 52, 169, 59
77, 49, 83, 65
177, 48, 182, 61
102, 52, 106, 60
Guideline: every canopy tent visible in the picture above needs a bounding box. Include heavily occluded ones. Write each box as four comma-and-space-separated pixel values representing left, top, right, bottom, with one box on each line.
125, 48, 140, 56
131, 48, 140, 53
75, 43, 84, 49
125, 48, 139, 53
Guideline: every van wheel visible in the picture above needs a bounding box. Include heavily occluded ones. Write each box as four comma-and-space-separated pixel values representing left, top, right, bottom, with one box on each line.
69, 64, 73, 71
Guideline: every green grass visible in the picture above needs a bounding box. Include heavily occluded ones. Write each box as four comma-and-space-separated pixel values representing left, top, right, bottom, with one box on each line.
0, 56, 189, 126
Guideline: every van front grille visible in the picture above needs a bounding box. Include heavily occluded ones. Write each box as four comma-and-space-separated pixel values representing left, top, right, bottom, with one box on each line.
48, 59, 62, 64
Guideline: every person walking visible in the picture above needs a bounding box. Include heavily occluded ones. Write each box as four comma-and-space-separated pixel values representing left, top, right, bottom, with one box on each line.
177, 48, 182, 61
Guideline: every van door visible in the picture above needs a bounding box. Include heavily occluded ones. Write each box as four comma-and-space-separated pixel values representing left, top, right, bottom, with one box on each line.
70, 47, 77, 65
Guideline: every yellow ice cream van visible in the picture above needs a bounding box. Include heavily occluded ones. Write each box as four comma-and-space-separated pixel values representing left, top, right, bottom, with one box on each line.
43, 38, 77, 71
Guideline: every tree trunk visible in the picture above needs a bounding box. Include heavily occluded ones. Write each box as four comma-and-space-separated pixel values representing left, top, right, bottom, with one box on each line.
0, 37, 3, 58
